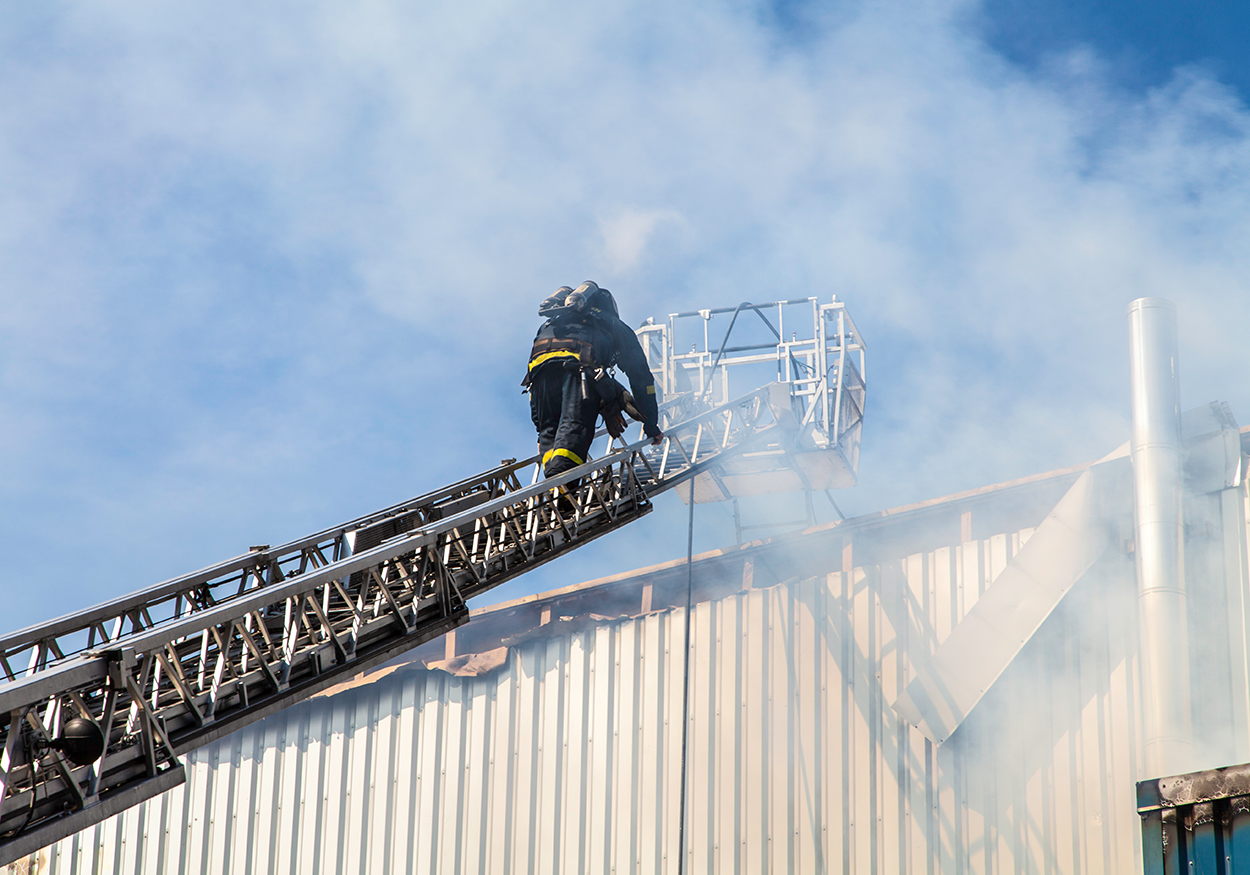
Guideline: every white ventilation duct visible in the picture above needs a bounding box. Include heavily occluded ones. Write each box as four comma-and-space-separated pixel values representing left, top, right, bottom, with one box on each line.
890, 453, 1126, 744
1127, 297, 1193, 777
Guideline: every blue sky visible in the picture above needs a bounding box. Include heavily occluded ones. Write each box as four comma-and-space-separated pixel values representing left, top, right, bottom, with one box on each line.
981, 0, 1250, 99
3, 0, 1250, 632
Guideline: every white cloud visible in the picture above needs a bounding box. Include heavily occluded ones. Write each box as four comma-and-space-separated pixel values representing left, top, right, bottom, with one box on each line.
598, 207, 688, 272
3, 0, 1250, 625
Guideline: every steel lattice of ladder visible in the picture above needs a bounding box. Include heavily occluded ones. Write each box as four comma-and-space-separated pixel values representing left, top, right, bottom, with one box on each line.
0, 297, 865, 864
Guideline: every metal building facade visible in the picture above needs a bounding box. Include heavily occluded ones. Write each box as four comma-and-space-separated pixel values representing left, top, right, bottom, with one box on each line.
11, 455, 1250, 874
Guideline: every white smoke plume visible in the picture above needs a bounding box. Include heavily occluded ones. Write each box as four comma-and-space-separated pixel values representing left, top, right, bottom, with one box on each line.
1, 0, 1249, 626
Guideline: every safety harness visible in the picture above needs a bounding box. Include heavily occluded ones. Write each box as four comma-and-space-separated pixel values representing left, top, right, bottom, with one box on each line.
521, 336, 598, 387
524, 293, 656, 441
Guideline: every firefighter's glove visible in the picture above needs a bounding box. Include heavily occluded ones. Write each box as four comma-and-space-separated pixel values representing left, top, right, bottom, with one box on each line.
599, 392, 628, 438
604, 410, 627, 439
621, 390, 645, 423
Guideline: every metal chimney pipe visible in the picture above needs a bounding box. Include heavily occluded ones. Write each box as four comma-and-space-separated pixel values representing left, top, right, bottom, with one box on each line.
1126, 297, 1192, 777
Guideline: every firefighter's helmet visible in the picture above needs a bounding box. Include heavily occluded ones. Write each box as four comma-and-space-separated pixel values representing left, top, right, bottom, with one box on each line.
568, 281, 617, 319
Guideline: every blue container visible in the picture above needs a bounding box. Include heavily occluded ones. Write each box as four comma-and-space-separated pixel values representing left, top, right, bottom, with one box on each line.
1138, 763, 1250, 874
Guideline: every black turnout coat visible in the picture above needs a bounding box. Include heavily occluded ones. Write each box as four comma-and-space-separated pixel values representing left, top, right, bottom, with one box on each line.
526, 310, 660, 477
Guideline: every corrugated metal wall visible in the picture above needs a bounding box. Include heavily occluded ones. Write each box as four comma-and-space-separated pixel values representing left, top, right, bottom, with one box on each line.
14, 479, 1250, 874
21, 611, 690, 875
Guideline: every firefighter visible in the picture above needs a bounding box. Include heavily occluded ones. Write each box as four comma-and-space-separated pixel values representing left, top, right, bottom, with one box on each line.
523, 281, 664, 479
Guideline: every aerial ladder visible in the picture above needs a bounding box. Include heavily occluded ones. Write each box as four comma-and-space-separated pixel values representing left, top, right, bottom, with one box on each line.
0, 297, 865, 864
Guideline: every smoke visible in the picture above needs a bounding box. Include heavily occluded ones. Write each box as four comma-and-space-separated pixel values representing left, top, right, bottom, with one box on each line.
598, 209, 690, 273
3, 0, 1250, 629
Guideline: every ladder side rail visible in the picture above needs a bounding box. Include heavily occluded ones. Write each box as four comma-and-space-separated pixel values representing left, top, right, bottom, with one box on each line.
1, 442, 667, 848
3, 366, 813, 688
0, 437, 669, 721
0, 382, 781, 727
0, 458, 541, 671
115, 443, 649, 658
0, 383, 792, 859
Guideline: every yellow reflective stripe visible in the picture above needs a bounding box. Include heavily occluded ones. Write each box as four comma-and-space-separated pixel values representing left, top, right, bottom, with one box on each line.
529, 350, 581, 370
646, 384, 656, 394
543, 448, 585, 467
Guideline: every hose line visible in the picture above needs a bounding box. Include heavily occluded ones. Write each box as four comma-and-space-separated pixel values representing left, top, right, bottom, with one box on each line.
676, 489, 695, 874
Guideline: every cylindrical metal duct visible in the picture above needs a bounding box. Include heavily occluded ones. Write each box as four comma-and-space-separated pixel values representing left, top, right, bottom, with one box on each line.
1127, 297, 1192, 778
